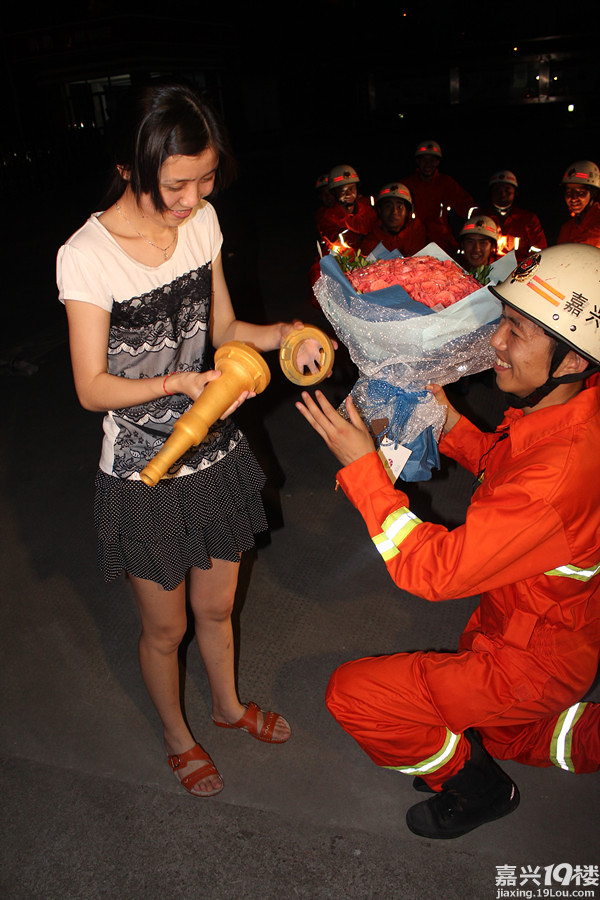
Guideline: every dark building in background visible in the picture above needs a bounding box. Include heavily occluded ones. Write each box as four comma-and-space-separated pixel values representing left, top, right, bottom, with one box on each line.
0, 5, 599, 355
1, 14, 235, 199
3, 9, 600, 202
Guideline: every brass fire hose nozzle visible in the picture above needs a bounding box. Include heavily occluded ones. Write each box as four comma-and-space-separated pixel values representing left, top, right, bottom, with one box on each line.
279, 325, 335, 386
139, 341, 271, 487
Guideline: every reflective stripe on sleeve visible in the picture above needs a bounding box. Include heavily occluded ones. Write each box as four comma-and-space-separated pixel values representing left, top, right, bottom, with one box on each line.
545, 562, 600, 581
372, 507, 422, 561
550, 702, 587, 772
383, 728, 462, 775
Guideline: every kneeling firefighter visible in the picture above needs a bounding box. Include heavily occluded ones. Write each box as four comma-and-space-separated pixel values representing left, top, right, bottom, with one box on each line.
296, 243, 600, 839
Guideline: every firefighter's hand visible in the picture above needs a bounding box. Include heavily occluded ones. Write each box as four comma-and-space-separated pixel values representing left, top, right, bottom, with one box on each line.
296, 390, 375, 467
426, 383, 461, 433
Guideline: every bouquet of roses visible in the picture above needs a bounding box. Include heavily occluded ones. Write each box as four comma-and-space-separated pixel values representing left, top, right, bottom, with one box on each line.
314, 242, 515, 481
346, 254, 482, 308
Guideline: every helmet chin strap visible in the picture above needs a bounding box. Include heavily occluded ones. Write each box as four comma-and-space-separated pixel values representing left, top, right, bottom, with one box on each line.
504, 343, 597, 409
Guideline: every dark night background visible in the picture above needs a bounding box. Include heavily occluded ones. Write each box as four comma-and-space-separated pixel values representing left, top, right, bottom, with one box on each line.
1, 10, 600, 891
2, 1, 600, 352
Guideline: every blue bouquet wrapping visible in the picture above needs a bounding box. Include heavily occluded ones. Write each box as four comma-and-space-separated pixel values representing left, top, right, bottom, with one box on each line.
314, 243, 515, 481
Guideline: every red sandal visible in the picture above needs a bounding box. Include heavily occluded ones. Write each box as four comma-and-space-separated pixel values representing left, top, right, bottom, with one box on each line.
213, 701, 291, 743
167, 743, 223, 797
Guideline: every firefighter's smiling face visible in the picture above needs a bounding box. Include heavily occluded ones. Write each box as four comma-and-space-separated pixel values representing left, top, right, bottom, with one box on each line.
416, 153, 439, 179
378, 197, 408, 234
491, 182, 516, 209
564, 186, 592, 217
462, 235, 493, 268
334, 183, 358, 210
490, 305, 556, 402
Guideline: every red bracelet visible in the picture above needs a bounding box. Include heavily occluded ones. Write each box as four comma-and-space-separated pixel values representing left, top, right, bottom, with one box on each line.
162, 373, 175, 395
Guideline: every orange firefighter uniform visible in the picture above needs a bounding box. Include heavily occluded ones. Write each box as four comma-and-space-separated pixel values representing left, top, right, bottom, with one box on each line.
402, 170, 473, 255
360, 217, 428, 258
481, 205, 547, 262
557, 202, 600, 248
317, 196, 377, 251
326, 375, 600, 789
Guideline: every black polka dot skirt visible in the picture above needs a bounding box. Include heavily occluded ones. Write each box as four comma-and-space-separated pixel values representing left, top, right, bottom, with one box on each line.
93, 434, 268, 591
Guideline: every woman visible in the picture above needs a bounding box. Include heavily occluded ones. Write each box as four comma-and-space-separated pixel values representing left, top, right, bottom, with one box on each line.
57, 80, 301, 798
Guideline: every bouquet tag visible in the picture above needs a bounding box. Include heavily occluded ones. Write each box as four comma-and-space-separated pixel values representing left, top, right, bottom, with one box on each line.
377, 438, 412, 483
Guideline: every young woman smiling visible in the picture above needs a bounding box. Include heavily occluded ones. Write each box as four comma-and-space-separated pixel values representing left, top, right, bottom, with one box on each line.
57, 80, 300, 798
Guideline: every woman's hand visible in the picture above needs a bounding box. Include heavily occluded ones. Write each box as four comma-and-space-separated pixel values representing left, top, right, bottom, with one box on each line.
276, 319, 305, 346
426, 382, 461, 433
166, 370, 255, 416
219, 388, 256, 418
295, 390, 375, 467
277, 321, 338, 379
294, 336, 327, 376
166, 369, 221, 402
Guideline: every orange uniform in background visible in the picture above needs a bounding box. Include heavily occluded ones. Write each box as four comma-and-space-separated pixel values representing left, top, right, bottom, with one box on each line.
326, 375, 600, 788
557, 202, 600, 248
481, 205, 547, 262
403, 170, 473, 255
317, 196, 377, 251
360, 217, 427, 258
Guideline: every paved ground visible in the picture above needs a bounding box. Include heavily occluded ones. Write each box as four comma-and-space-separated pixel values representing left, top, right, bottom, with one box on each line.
1, 160, 599, 900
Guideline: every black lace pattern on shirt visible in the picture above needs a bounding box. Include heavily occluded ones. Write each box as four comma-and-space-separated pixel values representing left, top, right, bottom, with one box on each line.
105, 263, 236, 478
109, 265, 211, 357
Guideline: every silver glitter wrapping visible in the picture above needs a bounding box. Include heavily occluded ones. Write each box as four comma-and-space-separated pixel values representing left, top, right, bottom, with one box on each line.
314, 246, 515, 452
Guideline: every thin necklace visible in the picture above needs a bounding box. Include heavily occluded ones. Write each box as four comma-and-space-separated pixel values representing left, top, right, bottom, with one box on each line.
116, 203, 177, 260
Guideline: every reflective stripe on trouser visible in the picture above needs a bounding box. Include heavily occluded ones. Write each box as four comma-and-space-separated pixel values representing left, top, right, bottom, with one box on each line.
382, 728, 462, 776
477, 701, 599, 774
324, 652, 473, 791
372, 507, 422, 561
325, 650, 600, 789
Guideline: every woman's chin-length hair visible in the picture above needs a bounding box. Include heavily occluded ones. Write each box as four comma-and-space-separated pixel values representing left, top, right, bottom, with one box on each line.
102, 77, 237, 211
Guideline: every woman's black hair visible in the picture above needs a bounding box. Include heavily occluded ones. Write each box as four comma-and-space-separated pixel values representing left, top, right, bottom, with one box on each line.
101, 77, 237, 210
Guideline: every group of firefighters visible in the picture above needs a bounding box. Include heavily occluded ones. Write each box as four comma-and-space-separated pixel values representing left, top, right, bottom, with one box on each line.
313, 140, 600, 287
299, 139, 600, 840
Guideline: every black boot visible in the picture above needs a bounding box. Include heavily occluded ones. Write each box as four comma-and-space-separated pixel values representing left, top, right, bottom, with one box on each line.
406, 729, 520, 839
412, 776, 435, 793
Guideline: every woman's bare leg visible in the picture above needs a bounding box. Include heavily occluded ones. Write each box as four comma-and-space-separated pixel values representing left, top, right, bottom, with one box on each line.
129, 573, 223, 796
189, 559, 290, 741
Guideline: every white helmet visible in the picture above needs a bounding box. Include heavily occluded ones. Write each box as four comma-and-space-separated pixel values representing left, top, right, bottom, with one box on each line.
315, 173, 330, 190
328, 164, 360, 190
376, 182, 413, 211
415, 140, 442, 158
490, 244, 600, 365
489, 170, 518, 189
561, 160, 600, 189
459, 214, 499, 242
